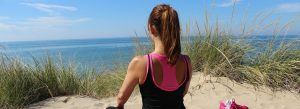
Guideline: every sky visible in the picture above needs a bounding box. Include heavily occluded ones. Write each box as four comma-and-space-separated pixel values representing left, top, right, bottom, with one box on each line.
0, 0, 300, 42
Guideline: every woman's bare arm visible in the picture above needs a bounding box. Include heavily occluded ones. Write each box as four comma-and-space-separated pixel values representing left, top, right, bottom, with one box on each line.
116, 56, 145, 108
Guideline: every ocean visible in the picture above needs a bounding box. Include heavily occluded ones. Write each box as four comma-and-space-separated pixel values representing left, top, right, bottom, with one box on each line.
0, 36, 299, 70
0, 37, 150, 69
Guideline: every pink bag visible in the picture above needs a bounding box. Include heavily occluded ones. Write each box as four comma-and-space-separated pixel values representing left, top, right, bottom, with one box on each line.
219, 99, 248, 109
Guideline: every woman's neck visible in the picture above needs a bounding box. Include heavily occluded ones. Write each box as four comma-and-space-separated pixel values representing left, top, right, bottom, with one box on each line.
153, 39, 166, 55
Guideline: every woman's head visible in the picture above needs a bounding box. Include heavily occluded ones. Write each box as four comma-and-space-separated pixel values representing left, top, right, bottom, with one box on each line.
148, 4, 181, 65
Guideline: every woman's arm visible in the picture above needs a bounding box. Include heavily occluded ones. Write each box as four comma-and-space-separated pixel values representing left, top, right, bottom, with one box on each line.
183, 55, 192, 96
116, 56, 145, 108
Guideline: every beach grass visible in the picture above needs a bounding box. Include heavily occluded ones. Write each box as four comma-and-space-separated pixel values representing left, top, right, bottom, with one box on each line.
181, 4, 300, 91
79, 65, 126, 98
0, 54, 127, 108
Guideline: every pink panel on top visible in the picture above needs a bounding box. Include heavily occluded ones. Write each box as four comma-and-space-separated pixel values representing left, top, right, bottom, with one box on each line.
149, 53, 187, 91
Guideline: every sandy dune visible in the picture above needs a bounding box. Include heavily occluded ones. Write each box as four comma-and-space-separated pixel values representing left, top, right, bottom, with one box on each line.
27, 73, 300, 109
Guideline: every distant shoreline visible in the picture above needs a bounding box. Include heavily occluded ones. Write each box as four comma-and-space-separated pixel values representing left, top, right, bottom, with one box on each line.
1, 35, 299, 43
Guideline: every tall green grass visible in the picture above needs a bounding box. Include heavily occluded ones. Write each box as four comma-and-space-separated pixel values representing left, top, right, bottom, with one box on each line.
0, 54, 126, 108
79, 65, 126, 98
181, 3, 300, 91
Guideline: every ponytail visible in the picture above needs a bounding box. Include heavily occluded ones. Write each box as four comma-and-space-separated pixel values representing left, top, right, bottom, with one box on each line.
148, 4, 181, 65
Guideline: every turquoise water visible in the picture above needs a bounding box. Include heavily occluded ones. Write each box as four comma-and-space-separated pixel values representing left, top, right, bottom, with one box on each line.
0, 36, 299, 70
0, 37, 150, 69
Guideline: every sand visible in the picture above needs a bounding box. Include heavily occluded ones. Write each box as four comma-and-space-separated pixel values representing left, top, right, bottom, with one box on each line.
27, 72, 300, 109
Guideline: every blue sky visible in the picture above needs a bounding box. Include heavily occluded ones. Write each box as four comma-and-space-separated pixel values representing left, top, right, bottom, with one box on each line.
0, 0, 300, 41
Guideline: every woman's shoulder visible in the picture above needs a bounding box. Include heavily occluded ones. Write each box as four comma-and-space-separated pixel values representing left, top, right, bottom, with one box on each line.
128, 55, 147, 69
131, 55, 147, 63
128, 55, 148, 79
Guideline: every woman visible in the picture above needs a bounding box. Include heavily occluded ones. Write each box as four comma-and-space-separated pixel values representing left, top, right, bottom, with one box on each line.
115, 4, 191, 109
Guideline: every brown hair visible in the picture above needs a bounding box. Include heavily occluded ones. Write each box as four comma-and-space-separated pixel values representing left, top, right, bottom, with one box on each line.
148, 4, 181, 65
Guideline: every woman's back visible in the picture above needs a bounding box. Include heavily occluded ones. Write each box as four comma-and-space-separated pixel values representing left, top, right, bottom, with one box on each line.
115, 4, 191, 109
139, 53, 190, 109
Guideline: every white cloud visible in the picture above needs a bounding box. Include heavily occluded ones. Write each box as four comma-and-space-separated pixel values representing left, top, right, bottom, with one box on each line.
20, 3, 87, 25
0, 16, 91, 41
0, 16, 9, 20
27, 16, 90, 26
0, 23, 17, 30
276, 3, 300, 13
0, 3, 91, 41
215, 0, 242, 7
22, 2, 77, 15
0, 16, 90, 31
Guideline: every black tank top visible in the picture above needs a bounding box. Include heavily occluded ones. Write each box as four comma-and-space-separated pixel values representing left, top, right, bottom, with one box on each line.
138, 54, 190, 109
